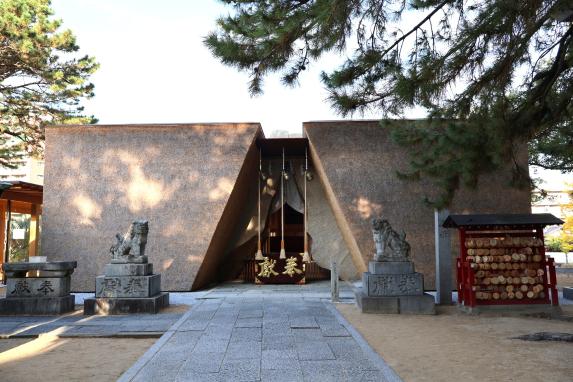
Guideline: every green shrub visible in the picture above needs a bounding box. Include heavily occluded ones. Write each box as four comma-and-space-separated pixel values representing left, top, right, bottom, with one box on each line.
546, 237, 563, 252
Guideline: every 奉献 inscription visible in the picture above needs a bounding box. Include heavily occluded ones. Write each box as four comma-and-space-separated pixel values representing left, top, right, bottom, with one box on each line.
282, 257, 303, 277
37, 280, 55, 296
99, 277, 121, 296
95, 274, 161, 298
123, 278, 145, 294
11, 280, 31, 295
257, 257, 279, 278
7, 277, 70, 298
367, 273, 423, 296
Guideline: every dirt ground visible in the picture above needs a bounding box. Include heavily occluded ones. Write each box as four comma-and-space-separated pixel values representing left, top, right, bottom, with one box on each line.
556, 273, 573, 289
337, 304, 573, 382
0, 336, 156, 382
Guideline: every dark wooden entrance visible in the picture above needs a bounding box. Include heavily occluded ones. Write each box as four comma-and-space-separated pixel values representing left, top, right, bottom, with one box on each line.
240, 137, 330, 284
255, 204, 306, 284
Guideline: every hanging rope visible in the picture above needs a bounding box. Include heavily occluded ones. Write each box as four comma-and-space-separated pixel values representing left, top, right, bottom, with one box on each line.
303, 146, 311, 263
255, 147, 264, 260
280, 148, 286, 259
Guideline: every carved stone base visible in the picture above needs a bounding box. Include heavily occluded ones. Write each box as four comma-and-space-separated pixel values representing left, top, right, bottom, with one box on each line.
0, 295, 75, 315
355, 289, 435, 315
7, 277, 71, 298
362, 271, 424, 296
83, 292, 169, 315
95, 274, 161, 298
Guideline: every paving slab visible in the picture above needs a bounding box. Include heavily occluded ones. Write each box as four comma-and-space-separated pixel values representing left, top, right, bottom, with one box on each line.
300, 360, 347, 381
261, 368, 304, 382
289, 316, 319, 329
230, 327, 262, 342
235, 317, 263, 328
292, 328, 326, 342
225, 340, 262, 359
178, 352, 225, 373
219, 358, 261, 381
295, 340, 336, 360
0, 308, 185, 338
262, 332, 295, 351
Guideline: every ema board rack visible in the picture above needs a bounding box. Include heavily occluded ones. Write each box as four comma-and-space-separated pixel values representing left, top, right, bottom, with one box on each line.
443, 214, 563, 308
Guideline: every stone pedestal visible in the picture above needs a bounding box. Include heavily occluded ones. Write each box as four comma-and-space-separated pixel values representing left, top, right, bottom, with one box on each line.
356, 261, 435, 314
0, 261, 77, 315
84, 260, 168, 315
435, 209, 452, 305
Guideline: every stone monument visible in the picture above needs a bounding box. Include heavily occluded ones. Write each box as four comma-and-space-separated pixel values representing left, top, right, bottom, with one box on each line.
84, 220, 169, 314
0, 261, 77, 315
355, 218, 435, 314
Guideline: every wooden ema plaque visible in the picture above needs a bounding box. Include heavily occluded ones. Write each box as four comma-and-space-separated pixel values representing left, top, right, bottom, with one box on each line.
255, 252, 305, 285
457, 229, 559, 307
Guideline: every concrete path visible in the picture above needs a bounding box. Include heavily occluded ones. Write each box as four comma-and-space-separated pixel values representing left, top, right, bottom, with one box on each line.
120, 283, 401, 382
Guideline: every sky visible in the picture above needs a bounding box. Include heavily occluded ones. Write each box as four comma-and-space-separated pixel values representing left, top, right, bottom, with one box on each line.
50, 0, 391, 137
50, 0, 570, 189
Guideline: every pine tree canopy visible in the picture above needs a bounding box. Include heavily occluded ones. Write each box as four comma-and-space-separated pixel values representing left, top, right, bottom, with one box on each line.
0, 0, 98, 168
205, 0, 573, 207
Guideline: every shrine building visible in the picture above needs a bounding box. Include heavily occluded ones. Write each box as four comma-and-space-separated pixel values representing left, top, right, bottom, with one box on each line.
40, 121, 531, 291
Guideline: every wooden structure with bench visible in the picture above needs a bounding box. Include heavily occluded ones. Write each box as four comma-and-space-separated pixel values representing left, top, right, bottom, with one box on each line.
0, 181, 43, 283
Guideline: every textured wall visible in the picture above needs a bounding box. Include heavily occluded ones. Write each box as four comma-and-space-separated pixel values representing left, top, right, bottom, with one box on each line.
43, 123, 261, 291
42, 120, 530, 291
306, 164, 359, 280
304, 120, 531, 289
191, 135, 262, 290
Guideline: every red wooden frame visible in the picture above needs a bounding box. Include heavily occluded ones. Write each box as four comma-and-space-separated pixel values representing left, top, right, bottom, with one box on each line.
456, 226, 559, 308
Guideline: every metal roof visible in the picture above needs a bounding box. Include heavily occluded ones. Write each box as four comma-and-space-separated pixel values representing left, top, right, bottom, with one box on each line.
443, 213, 564, 228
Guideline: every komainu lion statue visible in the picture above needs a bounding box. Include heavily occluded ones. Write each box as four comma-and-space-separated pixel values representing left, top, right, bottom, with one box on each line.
372, 218, 411, 261
110, 220, 149, 263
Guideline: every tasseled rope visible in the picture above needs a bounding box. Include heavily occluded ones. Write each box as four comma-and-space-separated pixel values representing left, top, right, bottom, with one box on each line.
279, 148, 286, 259
255, 148, 264, 261
302, 146, 311, 263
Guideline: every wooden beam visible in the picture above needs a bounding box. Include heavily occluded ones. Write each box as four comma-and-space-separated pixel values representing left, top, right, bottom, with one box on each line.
0, 190, 42, 205
4, 200, 11, 266
8, 201, 33, 215
0, 200, 6, 282
28, 204, 40, 258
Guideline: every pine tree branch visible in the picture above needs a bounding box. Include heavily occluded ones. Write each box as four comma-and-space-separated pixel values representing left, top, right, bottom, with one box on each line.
533, 24, 573, 101
379, 0, 450, 60
529, 159, 573, 171
0, 81, 48, 91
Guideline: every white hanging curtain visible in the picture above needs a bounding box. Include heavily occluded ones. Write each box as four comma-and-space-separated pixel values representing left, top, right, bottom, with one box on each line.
270, 161, 305, 214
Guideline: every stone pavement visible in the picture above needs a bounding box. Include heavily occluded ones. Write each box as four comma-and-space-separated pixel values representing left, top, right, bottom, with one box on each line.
120, 282, 401, 382
0, 309, 185, 338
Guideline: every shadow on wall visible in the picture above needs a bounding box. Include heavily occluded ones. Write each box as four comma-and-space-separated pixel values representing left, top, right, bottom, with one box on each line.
48, 124, 259, 290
